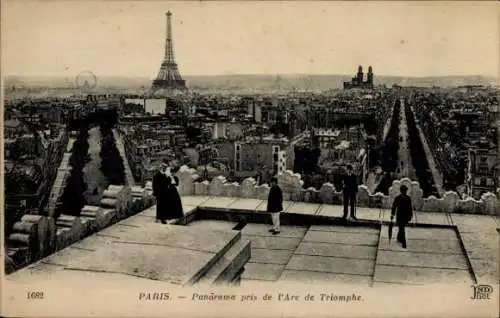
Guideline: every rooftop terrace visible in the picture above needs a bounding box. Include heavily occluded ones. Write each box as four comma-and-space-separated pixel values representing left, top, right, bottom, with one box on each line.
5, 166, 499, 297
6, 191, 499, 287
4, 166, 499, 318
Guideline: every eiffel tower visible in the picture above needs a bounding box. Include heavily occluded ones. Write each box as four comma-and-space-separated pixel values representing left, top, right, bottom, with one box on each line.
151, 11, 186, 94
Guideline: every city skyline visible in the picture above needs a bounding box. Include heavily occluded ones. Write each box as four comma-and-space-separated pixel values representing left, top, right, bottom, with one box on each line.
3, 3, 500, 310
3, 1, 499, 78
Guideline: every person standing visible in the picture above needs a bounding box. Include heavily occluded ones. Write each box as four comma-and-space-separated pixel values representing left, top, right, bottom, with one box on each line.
342, 165, 358, 220
390, 185, 413, 249
267, 177, 283, 235
152, 160, 170, 224
164, 165, 184, 221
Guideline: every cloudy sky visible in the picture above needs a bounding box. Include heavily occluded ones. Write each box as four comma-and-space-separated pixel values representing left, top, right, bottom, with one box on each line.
3, 1, 498, 78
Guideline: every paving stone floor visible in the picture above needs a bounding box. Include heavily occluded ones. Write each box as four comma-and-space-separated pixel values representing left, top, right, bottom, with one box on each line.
186, 195, 498, 285
190, 219, 476, 286
280, 225, 379, 285
8, 196, 497, 288
374, 227, 472, 286
241, 224, 306, 282
8, 222, 242, 286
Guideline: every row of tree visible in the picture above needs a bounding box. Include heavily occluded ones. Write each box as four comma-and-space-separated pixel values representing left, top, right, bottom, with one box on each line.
405, 102, 440, 198
269, 122, 290, 137
374, 99, 401, 195
98, 110, 126, 186
293, 146, 323, 189
56, 125, 91, 218
293, 146, 321, 176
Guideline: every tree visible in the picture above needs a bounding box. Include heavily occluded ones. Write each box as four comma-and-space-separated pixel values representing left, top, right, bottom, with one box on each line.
99, 127, 125, 186
58, 125, 90, 217
186, 126, 202, 143
270, 122, 290, 137
293, 146, 320, 175
59, 170, 88, 216
4, 171, 23, 194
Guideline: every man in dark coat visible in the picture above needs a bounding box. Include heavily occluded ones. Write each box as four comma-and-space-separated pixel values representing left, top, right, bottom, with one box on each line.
342, 165, 358, 220
267, 177, 283, 235
391, 185, 413, 248
152, 161, 170, 224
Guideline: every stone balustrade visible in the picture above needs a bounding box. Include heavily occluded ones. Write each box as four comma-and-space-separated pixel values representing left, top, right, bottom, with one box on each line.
145, 181, 153, 196
101, 185, 132, 218
55, 214, 86, 250
176, 165, 500, 216
131, 185, 147, 200
6, 214, 57, 272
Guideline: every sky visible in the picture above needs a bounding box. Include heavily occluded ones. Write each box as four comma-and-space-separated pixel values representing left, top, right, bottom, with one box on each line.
2, 1, 499, 78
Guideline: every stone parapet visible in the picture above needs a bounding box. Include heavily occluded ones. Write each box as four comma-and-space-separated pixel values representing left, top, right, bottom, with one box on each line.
145, 181, 153, 197
55, 215, 85, 250
6, 214, 57, 270
174, 165, 500, 216
101, 185, 132, 218
131, 185, 147, 200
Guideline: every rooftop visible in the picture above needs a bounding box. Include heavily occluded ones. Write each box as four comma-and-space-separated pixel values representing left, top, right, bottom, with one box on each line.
6, 194, 499, 288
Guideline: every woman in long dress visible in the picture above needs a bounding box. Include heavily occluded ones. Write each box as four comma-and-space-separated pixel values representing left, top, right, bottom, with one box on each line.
164, 166, 184, 220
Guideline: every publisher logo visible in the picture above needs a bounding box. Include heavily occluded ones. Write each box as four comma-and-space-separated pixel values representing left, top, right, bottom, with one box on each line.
471, 284, 493, 300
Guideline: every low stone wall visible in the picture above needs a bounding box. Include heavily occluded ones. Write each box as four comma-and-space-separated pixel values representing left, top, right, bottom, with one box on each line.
398, 99, 412, 179
6, 214, 57, 273
175, 165, 500, 216
6, 184, 156, 274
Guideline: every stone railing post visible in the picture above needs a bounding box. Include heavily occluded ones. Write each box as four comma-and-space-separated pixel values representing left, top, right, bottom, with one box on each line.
209, 176, 227, 196
482, 192, 499, 216
240, 178, 257, 199
278, 170, 304, 201
176, 165, 199, 196
179, 168, 499, 215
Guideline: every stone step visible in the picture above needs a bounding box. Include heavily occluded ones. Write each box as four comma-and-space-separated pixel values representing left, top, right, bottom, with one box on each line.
197, 238, 251, 285
186, 220, 238, 232
166, 226, 244, 285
